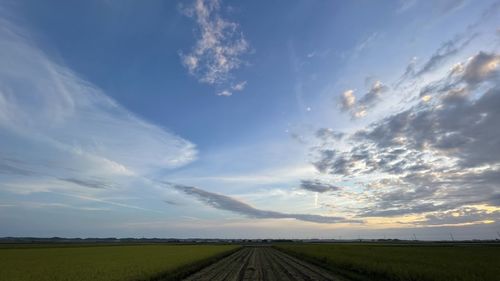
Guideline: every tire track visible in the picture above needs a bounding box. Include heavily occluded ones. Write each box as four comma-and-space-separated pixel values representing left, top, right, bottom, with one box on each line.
182, 246, 347, 281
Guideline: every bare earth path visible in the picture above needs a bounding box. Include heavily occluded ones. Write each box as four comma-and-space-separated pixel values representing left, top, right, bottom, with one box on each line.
182, 246, 347, 281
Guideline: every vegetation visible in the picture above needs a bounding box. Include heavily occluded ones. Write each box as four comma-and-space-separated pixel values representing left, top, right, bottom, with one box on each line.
275, 243, 500, 281
0, 244, 239, 281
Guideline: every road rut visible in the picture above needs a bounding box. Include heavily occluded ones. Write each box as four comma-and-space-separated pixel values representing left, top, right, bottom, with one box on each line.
182, 246, 345, 281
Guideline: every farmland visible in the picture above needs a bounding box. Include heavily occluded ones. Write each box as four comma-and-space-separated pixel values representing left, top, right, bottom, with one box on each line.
275, 243, 500, 281
2, 242, 499, 281
0, 244, 238, 281
183, 246, 346, 281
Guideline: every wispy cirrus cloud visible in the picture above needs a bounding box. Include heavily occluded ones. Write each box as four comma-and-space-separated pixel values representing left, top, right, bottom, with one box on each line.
0, 16, 196, 195
180, 0, 249, 96
415, 32, 479, 77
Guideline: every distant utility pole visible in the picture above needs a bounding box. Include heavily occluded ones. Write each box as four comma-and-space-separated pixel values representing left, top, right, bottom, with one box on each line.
496, 231, 500, 239
413, 233, 417, 241
450, 233, 455, 241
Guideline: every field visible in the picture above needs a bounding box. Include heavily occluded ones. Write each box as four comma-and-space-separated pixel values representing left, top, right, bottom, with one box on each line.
0, 244, 239, 281
183, 246, 343, 281
275, 243, 500, 281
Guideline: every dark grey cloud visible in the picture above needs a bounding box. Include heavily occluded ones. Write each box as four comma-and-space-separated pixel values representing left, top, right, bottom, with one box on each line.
415, 207, 499, 225
315, 128, 344, 142
300, 179, 341, 193
416, 32, 478, 77
166, 183, 357, 224
315, 51, 500, 220
59, 178, 112, 189
312, 149, 336, 174
358, 81, 389, 108
462, 52, 499, 86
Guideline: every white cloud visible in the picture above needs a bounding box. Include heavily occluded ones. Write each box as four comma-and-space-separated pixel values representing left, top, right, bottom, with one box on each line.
232, 80, 247, 91
340, 89, 356, 111
180, 0, 249, 85
216, 90, 232, 96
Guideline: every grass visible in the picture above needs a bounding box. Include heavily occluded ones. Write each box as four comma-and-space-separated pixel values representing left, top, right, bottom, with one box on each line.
275, 243, 500, 281
0, 244, 239, 281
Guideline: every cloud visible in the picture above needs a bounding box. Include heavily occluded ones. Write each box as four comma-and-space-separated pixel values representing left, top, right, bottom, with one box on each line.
340, 90, 356, 111
415, 207, 499, 226
396, 0, 417, 13
299, 179, 341, 193
180, 0, 249, 85
215, 80, 246, 97
58, 178, 113, 189
216, 90, 232, 96
338, 81, 388, 118
358, 80, 389, 108
416, 33, 478, 77
438, 0, 466, 15
0, 160, 35, 176
354, 32, 379, 54
167, 183, 356, 224
462, 52, 500, 86
314, 51, 500, 221
0, 201, 110, 212
0, 17, 196, 194
315, 128, 344, 142
232, 80, 247, 91
164, 199, 182, 206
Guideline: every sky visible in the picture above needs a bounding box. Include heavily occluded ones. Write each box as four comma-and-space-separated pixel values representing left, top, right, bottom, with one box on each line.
1, 0, 500, 240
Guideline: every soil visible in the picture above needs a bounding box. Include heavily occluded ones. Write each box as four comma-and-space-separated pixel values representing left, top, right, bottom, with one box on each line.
182, 246, 347, 281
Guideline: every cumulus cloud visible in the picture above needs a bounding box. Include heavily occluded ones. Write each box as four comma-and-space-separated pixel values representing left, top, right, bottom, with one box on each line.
462, 52, 500, 86
180, 0, 249, 85
340, 90, 356, 111
415, 207, 499, 226
216, 90, 232, 97
339, 81, 388, 118
358, 80, 389, 107
299, 179, 341, 193
0, 17, 196, 194
315, 51, 500, 222
167, 183, 356, 224
215, 80, 247, 97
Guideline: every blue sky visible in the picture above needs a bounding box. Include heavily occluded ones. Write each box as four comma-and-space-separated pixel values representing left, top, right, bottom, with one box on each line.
1, 0, 500, 239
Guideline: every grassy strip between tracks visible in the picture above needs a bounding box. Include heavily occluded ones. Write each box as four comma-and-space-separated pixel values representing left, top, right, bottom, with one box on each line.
274, 243, 500, 281
0, 244, 240, 281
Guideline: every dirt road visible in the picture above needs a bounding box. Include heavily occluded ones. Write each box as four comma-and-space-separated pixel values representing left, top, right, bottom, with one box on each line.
182, 246, 346, 281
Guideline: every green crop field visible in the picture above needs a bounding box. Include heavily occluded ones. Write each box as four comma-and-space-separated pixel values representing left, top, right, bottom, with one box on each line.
0, 244, 239, 281
276, 243, 500, 281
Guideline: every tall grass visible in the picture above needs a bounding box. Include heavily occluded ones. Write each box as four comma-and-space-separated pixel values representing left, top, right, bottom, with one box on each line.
276, 243, 500, 281
0, 244, 238, 281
